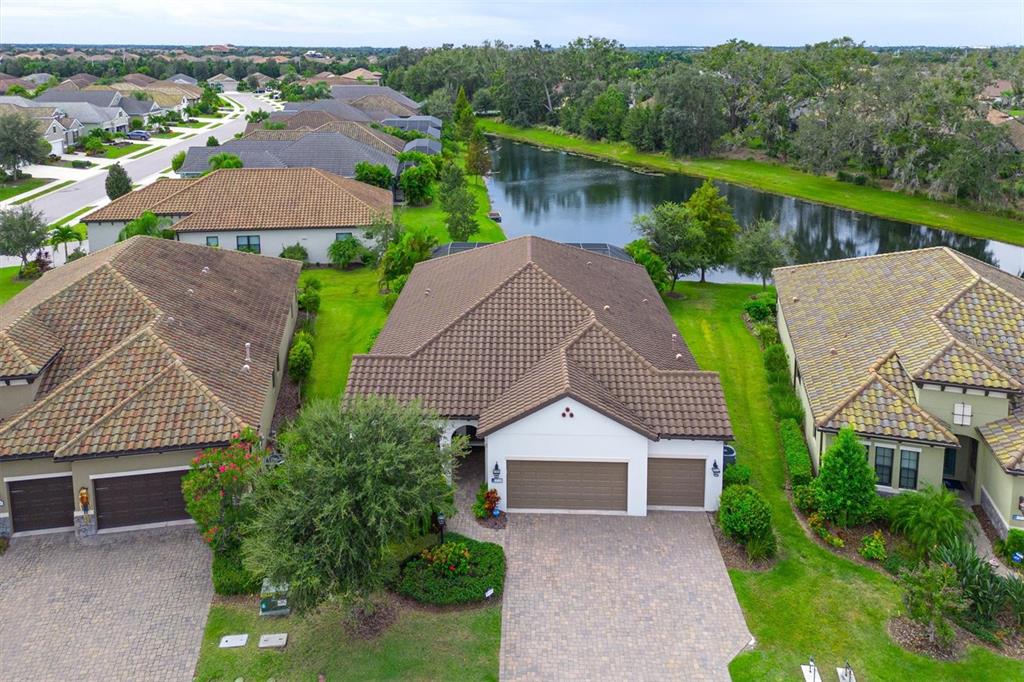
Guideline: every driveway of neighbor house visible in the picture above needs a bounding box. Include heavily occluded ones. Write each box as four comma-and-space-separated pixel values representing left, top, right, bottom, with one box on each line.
500, 512, 752, 681
0, 526, 211, 681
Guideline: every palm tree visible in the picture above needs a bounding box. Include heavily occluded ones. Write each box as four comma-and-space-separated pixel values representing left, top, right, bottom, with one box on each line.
49, 224, 83, 259
117, 211, 175, 242
206, 153, 244, 173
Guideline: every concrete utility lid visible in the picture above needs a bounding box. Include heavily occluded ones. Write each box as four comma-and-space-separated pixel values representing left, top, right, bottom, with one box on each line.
218, 634, 249, 648
258, 633, 288, 648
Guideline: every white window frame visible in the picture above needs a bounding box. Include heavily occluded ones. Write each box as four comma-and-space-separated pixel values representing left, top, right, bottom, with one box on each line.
953, 402, 972, 426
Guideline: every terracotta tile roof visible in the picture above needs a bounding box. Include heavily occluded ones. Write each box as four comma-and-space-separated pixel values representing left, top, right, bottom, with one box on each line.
350, 94, 417, 118
0, 237, 300, 459
979, 414, 1024, 471
347, 237, 730, 440
244, 115, 405, 155
83, 169, 392, 232
774, 247, 1024, 448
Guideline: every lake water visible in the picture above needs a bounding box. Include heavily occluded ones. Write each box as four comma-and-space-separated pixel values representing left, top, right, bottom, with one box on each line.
485, 140, 1024, 284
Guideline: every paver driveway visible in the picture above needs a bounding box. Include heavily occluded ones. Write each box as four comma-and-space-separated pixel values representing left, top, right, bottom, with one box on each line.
0, 526, 211, 681
500, 512, 751, 681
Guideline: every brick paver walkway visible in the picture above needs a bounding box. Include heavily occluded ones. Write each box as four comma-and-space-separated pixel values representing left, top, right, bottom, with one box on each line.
0, 526, 211, 681
500, 513, 751, 681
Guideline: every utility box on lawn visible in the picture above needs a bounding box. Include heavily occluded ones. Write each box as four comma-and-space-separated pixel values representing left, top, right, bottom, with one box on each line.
259, 579, 290, 617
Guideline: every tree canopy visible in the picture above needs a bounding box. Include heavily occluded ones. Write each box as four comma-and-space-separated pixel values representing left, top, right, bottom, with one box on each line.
105, 162, 132, 200
733, 218, 795, 288
117, 211, 176, 241
0, 112, 48, 178
0, 205, 48, 266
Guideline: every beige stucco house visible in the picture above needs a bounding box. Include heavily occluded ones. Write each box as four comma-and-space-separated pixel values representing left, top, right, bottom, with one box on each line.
0, 238, 299, 537
774, 248, 1024, 537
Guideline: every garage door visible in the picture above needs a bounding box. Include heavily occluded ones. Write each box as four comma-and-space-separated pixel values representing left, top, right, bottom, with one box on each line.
94, 470, 189, 530
647, 458, 705, 507
506, 460, 627, 511
8, 476, 74, 533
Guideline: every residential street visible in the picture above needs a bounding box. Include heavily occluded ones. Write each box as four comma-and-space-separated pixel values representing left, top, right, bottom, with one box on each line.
23, 92, 264, 223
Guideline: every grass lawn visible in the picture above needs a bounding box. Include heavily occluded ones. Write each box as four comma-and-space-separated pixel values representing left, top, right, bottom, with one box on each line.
398, 179, 504, 243
49, 205, 95, 229
1006, 110, 1024, 118
0, 266, 30, 303
177, 120, 211, 129
127, 146, 163, 159
196, 601, 500, 681
12, 179, 73, 205
300, 267, 390, 402
0, 177, 52, 202
152, 131, 183, 139
665, 282, 1024, 681
480, 120, 1024, 246
102, 143, 148, 159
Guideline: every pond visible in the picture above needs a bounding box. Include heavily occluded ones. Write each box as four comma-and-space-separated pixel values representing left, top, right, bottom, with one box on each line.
485, 140, 1024, 284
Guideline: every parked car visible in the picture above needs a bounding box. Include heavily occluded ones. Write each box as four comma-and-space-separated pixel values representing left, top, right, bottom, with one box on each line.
126, 130, 151, 141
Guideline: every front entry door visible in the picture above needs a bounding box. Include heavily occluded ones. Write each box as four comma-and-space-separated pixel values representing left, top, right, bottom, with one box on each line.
943, 447, 957, 478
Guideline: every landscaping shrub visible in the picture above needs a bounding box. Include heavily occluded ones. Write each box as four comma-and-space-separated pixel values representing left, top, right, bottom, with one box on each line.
779, 419, 813, 486
793, 483, 817, 513
744, 530, 778, 561
889, 486, 972, 559
472, 482, 501, 519
935, 537, 1006, 627
397, 533, 506, 605
1004, 576, 1024, 627
808, 512, 845, 547
65, 247, 87, 263
762, 344, 787, 374
0, 536, 7, 555
883, 552, 913, 576
71, 159, 92, 169
899, 563, 966, 651
279, 242, 309, 262
302, 276, 322, 290
297, 286, 320, 314
288, 338, 313, 381
719, 484, 772, 544
18, 261, 43, 280
212, 549, 261, 595
765, 367, 789, 387
754, 322, 780, 347
768, 384, 804, 422
995, 528, 1024, 560
723, 462, 751, 488
743, 298, 775, 322
812, 427, 877, 528
171, 151, 186, 171
859, 530, 888, 561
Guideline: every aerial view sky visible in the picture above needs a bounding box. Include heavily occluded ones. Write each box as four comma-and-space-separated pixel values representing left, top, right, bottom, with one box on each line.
1, 0, 1021, 47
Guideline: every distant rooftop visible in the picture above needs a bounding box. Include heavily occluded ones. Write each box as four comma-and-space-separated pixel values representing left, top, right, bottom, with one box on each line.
432, 241, 634, 263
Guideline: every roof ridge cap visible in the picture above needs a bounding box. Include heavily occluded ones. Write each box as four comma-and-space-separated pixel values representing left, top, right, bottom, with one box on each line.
53, 358, 180, 457
0, 327, 45, 374
774, 247, 951, 275
873, 372, 960, 444
0, 325, 157, 439
406, 262, 536, 358
935, 336, 1024, 391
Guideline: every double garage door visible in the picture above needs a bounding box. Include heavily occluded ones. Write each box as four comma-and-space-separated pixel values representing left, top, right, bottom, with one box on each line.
6, 470, 189, 533
505, 458, 705, 512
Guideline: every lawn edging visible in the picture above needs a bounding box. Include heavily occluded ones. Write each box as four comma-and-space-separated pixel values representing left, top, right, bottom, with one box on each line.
480, 119, 1024, 246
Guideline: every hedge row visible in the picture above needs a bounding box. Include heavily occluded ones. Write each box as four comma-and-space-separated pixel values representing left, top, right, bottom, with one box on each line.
780, 418, 813, 487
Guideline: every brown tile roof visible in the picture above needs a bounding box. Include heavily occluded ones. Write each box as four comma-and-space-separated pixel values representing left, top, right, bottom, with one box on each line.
83, 169, 393, 232
350, 94, 417, 118
243, 120, 405, 155
347, 237, 731, 440
247, 109, 339, 133
774, 247, 1024, 449
0, 237, 300, 459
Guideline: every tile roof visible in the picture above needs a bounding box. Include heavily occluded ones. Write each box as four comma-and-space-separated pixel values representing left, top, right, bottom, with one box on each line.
245, 114, 406, 155
84, 168, 392, 231
330, 85, 419, 110
347, 237, 731, 440
774, 247, 1024, 449
350, 94, 417, 118
0, 237, 300, 459
179, 132, 398, 178
979, 414, 1024, 471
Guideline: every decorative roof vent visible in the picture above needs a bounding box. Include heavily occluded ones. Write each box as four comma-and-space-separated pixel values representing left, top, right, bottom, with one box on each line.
187, 288, 194, 296
675, 353, 683, 359
641, 298, 648, 303
829, 348, 838, 356
244, 342, 252, 362
201, 266, 210, 274
424, 288, 431, 296
240, 364, 251, 374
602, 304, 610, 311
792, 296, 799, 303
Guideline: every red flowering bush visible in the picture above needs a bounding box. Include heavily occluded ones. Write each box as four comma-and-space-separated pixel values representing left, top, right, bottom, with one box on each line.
182, 428, 264, 551
420, 541, 471, 577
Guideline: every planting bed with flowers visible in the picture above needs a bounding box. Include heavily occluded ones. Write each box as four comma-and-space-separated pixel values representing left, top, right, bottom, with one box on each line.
396, 533, 505, 606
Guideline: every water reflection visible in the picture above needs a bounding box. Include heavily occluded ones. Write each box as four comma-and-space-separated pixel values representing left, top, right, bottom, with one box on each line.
486, 141, 1024, 283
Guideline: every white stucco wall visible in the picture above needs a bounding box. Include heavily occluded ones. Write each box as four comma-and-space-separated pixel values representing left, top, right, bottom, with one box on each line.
178, 227, 371, 263
483, 397, 724, 516
86, 221, 126, 252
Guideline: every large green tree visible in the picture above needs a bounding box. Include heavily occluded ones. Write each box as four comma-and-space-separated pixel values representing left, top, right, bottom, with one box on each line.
453, 85, 476, 140
465, 126, 492, 178
242, 397, 465, 611
438, 164, 478, 241
683, 180, 740, 282
732, 218, 795, 288
105, 162, 132, 200
632, 201, 699, 290
812, 427, 878, 528
0, 112, 48, 179
0, 205, 48, 266
624, 239, 670, 292
379, 224, 438, 292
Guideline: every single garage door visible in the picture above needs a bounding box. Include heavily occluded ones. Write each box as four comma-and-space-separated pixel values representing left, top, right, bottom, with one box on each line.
94, 470, 190, 530
8, 476, 74, 533
647, 458, 705, 507
506, 460, 627, 511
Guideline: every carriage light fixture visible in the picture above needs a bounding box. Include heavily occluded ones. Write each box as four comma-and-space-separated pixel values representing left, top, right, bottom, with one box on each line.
712, 460, 721, 478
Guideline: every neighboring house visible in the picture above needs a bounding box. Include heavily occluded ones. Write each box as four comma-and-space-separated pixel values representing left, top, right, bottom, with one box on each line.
348, 94, 418, 119
987, 108, 1024, 152
0, 75, 34, 94
340, 67, 383, 85
82, 168, 393, 263
330, 84, 419, 111
281, 98, 373, 122
120, 73, 158, 86
244, 113, 407, 155
176, 131, 399, 179
167, 73, 198, 86
18, 92, 129, 133
382, 115, 442, 139
0, 237, 299, 537
979, 79, 1015, 103
347, 236, 733, 516
0, 102, 80, 153
207, 73, 239, 92
36, 88, 162, 123
248, 72, 274, 91
53, 73, 99, 91
774, 248, 1024, 537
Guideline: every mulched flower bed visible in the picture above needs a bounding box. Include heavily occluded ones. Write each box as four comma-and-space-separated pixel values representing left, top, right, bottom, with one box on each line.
973, 505, 1022, 576
475, 512, 507, 530
708, 512, 775, 571
270, 373, 301, 434
345, 594, 399, 639
888, 616, 966, 661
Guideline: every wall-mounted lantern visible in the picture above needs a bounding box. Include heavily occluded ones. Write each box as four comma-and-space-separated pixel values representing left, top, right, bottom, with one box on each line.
78, 486, 90, 514
491, 462, 502, 484
711, 460, 721, 478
